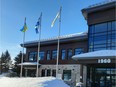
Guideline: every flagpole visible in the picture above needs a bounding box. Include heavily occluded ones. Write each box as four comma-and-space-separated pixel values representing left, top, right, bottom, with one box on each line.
56, 7, 62, 78
36, 13, 42, 77
20, 31, 25, 77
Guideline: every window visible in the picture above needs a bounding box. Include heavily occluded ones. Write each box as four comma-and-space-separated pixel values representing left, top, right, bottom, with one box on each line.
29, 52, 37, 61
47, 69, 51, 76
39, 52, 44, 60
88, 21, 116, 51
52, 50, 57, 60
61, 49, 66, 60
41, 69, 45, 77
67, 49, 73, 59
94, 23, 107, 33
63, 70, 71, 81
112, 21, 116, 31
74, 48, 84, 55
52, 70, 56, 77
47, 50, 50, 60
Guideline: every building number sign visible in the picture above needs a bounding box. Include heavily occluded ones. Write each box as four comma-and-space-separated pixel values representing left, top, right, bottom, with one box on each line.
98, 59, 111, 63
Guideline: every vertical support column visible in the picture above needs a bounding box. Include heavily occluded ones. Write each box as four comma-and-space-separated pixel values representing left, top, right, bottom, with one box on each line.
25, 69, 28, 77
80, 64, 83, 82
45, 69, 47, 76
51, 69, 52, 76
83, 65, 87, 87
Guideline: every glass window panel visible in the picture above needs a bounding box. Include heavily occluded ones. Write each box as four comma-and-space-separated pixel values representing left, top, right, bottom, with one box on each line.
63, 70, 71, 81
61, 50, 66, 60
67, 49, 73, 59
108, 22, 112, 31
47, 50, 50, 60
89, 25, 94, 34
112, 46, 116, 50
112, 42, 116, 46
94, 47, 107, 51
94, 40, 107, 44
95, 23, 107, 33
111, 68, 116, 74
29, 52, 37, 61
47, 69, 51, 76
52, 70, 56, 77
106, 68, 111, 74
74, 48, 84, 55
39, 52, 45, 60
112, 21, 116, 31
94, 44, 106, 48
41, 69, 45, 77
94, 35, 107, 41
96, 68, 106, 74
94, 32, 107, 36
52, 50, 57, 60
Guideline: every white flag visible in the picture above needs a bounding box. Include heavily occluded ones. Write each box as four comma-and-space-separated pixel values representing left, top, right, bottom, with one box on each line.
51, 12, 60, 27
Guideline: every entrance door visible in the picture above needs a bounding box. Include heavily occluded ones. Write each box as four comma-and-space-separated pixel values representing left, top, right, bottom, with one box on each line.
93, 68, 116, 87
95, 75, 112, 87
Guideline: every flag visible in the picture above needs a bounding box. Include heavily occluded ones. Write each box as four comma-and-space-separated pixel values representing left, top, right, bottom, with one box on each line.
35, 13, 42, 34
20, 18, 28, 32
51, 12, 60, 27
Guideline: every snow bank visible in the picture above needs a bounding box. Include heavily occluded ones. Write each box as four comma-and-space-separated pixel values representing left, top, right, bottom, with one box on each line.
0, 73, 8, 77
0, 77, 70, 87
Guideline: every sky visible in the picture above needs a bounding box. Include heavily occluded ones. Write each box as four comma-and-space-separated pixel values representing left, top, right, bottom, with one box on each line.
0, 0, 106, 60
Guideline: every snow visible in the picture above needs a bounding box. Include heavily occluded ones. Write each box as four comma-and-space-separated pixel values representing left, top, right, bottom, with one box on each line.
72, 50, 116, 60
24, 32, 87, 44
86, 0, 116, 9
0, 73, 9, 77
0, 77, 70, 87
18, 62, 40, 66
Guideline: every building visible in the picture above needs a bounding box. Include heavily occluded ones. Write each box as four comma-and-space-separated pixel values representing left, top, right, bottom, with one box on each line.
20, 32, 87, 86
73, 0, 116, 87
19, 0, 116, 87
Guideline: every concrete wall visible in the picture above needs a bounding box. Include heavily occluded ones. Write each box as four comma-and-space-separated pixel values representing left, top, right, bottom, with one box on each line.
40, 64, 80, 87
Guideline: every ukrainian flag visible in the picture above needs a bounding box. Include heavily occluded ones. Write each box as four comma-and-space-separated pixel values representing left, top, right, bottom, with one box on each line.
20, 18, 28, 32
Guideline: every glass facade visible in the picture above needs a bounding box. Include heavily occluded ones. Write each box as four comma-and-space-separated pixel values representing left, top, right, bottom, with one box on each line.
88, 21, 116, 52
87, 67, 116, 87
28, 52, 37, 61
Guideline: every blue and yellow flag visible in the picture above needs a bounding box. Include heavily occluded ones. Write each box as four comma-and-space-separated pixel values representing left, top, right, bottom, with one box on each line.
20, 18, 28, 32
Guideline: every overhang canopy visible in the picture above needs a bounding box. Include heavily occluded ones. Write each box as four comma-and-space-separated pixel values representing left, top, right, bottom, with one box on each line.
18, 62, 41, 66
72, 50, 116, 60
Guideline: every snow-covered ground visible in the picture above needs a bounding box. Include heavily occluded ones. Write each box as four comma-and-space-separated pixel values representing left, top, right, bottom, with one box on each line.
0, 76, 70, 87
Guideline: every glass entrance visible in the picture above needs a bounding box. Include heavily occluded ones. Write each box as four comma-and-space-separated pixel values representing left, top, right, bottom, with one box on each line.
94, 68, 116, 87
87, 68, 116, 87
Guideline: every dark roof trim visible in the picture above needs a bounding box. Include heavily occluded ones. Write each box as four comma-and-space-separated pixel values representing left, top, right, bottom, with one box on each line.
82, 1, 116, 20
21, 33, 88, 47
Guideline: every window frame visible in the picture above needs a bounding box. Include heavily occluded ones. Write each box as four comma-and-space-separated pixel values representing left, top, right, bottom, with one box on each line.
52, 50, 57, 60
28, 51, 37, 61
61, 49, 66, 60
67, 49, 73, 59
